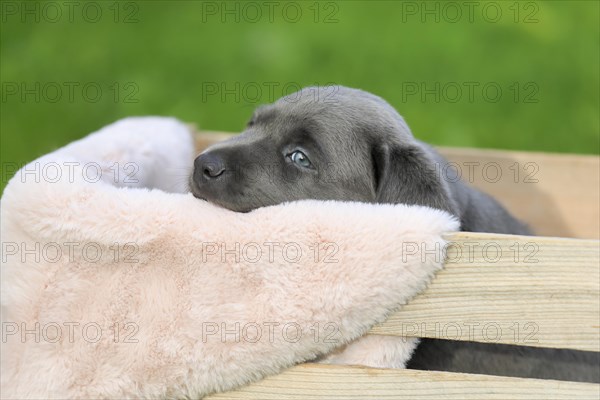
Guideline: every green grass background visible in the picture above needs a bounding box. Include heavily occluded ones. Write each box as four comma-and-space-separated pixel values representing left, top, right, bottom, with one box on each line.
1, 1, 599, 190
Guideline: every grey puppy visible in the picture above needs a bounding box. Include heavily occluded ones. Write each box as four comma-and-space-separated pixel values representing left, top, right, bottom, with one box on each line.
190, 86, 599, 382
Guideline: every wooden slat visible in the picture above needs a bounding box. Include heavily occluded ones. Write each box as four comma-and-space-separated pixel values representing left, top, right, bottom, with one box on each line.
206, 364, 600, 400
369, 232, 600, 352
438, 147, 600, 240
193, 132, 600, 239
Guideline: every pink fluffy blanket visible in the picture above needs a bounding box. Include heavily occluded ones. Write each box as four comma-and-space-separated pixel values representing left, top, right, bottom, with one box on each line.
0, 117, 457, 399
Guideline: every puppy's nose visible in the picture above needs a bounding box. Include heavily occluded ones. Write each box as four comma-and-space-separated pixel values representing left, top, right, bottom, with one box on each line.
195, 152, 226, 180
203, 162, 225, 178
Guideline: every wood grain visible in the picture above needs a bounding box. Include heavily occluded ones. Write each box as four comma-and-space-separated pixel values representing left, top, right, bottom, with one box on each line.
369, 232, 600, 352
438, 147, 600, 240
206, 364, 600, 400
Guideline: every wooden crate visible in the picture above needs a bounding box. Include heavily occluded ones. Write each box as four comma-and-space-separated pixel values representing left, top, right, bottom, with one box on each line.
195, 132, 600, 399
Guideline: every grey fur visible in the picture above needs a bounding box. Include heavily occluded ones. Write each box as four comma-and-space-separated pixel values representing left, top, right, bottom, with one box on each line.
190, 86, 599, 382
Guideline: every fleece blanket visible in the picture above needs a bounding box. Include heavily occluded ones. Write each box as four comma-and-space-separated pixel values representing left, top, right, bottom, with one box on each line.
0, 117, 458, 399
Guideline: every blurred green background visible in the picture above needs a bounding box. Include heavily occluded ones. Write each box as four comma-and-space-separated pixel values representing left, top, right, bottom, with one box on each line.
1, 0, 599, 190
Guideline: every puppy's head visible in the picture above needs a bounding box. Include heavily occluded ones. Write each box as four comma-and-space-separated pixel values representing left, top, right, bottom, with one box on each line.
190, 86, 455, 214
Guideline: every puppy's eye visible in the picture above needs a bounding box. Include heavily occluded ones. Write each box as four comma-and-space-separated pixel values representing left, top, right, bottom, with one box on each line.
289, 150, 312, 168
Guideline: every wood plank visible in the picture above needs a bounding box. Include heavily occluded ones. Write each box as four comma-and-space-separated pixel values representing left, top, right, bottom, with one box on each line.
369, 232, 600, 352
193, 132, 600, 239
438, 147, 600, 240
206, 364, 600, 400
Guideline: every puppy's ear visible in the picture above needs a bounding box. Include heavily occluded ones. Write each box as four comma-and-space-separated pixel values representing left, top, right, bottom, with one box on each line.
371, 140, 459, 215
